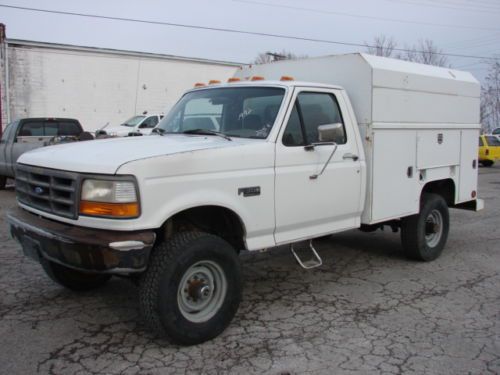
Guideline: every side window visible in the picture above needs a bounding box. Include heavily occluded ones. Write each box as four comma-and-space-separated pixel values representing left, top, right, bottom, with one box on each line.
18, 121, 44, 137
298, 93, 346, 144
479, 137, 484, 147
282, 92, 346, 146
283, 104, 305, 146
142, 116, 159, 128
58, 121, 82, 136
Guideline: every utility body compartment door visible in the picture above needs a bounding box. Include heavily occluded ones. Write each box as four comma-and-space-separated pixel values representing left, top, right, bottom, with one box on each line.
370, 129, 419, 222
274, 87, 363, 244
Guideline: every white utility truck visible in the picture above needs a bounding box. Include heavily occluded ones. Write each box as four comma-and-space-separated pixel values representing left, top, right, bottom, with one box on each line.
8, 53, 482, 345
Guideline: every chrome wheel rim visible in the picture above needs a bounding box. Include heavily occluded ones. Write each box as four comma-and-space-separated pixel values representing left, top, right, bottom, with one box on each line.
425, 209, 443, 248
177, 260, 227, 323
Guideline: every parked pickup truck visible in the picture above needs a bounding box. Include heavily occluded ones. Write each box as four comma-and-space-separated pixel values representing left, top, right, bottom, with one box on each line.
0, 118, 85, 189
7, 54, 483, 345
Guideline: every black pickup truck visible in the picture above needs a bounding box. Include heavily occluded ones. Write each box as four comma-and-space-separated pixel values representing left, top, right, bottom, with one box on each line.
0, 118, 86, 189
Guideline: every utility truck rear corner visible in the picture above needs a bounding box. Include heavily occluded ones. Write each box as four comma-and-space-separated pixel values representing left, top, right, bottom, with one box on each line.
7, 53, 483, 345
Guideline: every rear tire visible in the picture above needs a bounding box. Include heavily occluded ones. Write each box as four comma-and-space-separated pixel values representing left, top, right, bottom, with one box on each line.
139, 231, 242, 345
482, 160, 494, 167
41, 259, 111, 291
0, 176, 6, 190
401, 193, 449, 261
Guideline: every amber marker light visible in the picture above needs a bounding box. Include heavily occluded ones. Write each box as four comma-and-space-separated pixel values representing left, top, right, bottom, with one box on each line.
194, 82, 206, 88
80, 201, 139, 218
280, 75, 294, 81
227, 77, 241, 83
250, 76, 265, 81
208, 80, 221, 85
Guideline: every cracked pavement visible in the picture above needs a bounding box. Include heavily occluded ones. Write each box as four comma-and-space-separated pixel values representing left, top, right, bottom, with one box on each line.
0, 166, 499, 375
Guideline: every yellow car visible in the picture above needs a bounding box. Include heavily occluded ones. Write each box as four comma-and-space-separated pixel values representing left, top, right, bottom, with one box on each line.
479, 135, 500, 167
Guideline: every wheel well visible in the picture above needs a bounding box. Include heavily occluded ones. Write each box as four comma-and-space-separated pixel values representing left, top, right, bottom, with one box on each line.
421, 179, 455, 206
156, 206, 246, 251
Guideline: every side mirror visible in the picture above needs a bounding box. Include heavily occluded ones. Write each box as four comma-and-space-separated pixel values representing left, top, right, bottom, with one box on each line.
318, 123, 344, 143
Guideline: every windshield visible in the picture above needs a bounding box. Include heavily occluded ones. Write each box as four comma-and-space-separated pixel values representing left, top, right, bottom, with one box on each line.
157, 87, 285, 139
122, 116, 146, 127
486, 135, 500, 146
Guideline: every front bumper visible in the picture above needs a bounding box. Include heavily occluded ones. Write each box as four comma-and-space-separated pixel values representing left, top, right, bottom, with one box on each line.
8, 207, 156, 274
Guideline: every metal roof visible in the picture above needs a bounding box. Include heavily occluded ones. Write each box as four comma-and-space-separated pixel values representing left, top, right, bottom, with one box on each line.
6, 38, 242, 67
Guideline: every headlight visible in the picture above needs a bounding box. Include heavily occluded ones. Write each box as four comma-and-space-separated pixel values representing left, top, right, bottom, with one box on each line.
79, 179, 139, 218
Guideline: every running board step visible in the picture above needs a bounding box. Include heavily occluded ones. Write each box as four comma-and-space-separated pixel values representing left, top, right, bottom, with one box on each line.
290, 240, 323, 269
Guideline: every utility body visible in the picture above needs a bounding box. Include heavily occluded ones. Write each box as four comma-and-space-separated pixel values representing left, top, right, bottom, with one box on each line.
7, 54, 482, 344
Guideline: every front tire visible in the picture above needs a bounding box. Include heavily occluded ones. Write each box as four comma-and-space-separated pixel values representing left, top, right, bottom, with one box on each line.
401, 193, 450, 261
41, 259, 111, 291
139, 232, 242, 345
0, 176, 6, 190
482, 160, 494, 167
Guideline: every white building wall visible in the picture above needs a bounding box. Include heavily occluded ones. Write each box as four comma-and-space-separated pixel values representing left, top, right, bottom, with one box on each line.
2, 41, 238, 131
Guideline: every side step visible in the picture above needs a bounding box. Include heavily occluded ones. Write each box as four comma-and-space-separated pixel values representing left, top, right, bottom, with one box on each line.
290, 240, 323, 269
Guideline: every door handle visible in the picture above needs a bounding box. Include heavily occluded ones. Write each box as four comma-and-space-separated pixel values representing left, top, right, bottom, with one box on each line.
343, 153, 359, 161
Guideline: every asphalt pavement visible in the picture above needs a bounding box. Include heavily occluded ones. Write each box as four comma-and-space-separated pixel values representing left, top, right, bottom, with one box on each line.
0, 166, 499, 375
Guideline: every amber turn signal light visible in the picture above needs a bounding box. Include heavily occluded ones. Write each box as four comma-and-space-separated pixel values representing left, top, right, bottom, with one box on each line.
250, 76, 265, 81
208, 80, 221, 85
280, 76, 294, 81
227, 77, 241, 83
80, 201, 139, 218
194, 82, 206, 87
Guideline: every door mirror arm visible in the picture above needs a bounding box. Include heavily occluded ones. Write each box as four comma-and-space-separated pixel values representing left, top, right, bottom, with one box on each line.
309, 143, 338, 180
304, 141, 335, 151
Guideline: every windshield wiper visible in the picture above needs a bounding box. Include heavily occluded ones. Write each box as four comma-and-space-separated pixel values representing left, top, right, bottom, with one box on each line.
182, 129, 232, 141
151, 128, 165, 136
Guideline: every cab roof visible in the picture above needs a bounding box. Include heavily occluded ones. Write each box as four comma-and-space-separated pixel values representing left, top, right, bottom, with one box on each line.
187, 80, 345, 93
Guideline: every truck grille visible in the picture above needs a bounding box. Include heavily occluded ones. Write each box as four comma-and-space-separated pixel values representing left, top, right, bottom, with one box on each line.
15, 164, 80, 219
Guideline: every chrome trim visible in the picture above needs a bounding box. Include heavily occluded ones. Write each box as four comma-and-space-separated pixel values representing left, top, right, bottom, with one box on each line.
109, 240, 147, 251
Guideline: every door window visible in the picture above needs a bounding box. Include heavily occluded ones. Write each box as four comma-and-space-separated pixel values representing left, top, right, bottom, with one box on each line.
141, 116, 159, 128
282, 104, 304, 146
282, 92, 346, 146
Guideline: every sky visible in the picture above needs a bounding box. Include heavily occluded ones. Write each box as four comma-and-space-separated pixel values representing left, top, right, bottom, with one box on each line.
0, 0, 498, 84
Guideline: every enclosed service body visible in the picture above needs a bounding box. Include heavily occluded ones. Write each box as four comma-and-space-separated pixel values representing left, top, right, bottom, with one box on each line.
236, 53, 481, 224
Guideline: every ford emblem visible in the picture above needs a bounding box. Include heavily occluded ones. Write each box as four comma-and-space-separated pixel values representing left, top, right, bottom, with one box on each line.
34, 186, 45, 195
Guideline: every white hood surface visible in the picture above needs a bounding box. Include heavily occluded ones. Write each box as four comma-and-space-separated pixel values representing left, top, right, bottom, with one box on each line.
18, 135, 256, 174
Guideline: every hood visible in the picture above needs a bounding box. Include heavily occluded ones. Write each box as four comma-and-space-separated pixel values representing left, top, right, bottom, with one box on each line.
18, 135, 257, 174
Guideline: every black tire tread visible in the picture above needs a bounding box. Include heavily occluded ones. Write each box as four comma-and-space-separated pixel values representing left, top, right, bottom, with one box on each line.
139, 231, 241, 345
0, 176, 6, 190
401, 193, 449, 262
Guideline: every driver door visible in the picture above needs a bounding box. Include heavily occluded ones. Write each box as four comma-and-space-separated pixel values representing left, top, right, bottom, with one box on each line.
274, 88, 363, 244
